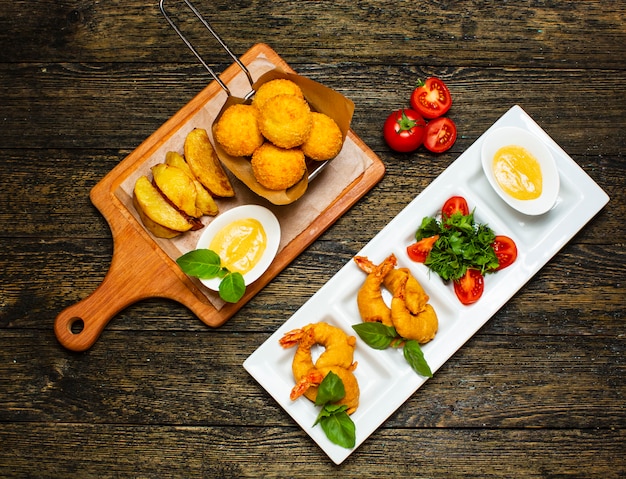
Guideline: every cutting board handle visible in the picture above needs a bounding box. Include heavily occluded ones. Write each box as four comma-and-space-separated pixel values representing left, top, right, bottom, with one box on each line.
54, 235, 155, 351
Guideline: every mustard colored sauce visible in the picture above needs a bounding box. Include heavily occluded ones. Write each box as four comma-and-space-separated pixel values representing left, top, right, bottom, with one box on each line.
492, 145, 543, 200
209, 218, 267, 275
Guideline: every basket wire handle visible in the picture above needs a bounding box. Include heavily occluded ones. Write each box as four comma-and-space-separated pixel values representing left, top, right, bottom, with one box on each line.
159, 0, 255, 99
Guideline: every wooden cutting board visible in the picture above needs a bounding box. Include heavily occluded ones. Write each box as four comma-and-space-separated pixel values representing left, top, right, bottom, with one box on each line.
54, 43, 385, 352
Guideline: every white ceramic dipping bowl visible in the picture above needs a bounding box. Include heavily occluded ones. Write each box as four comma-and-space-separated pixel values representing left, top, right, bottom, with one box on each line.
195, 204, 281, 290
481, 126, 559, 216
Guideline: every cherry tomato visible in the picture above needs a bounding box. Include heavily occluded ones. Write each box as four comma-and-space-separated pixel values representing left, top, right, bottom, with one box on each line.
410, 77, 452, 119
407, 235, 440, 263
453, 269, 484, 305
442, 196, 469, 218
423, 117, 457, 153
492, 235, 518, 270
383, 108, 426, 153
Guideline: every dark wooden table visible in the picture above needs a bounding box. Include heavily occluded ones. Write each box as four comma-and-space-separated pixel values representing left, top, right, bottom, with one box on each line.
1, 1, 624, 477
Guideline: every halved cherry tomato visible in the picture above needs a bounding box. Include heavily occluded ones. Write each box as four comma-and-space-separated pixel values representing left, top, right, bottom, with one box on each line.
453, 269, 484, 305
492, 235, 518, 270
442, 196, 469, 218
410, 77, 452, 119
407, 235, 440, 263
383, 108, 426, 153
423, 117, 457, 153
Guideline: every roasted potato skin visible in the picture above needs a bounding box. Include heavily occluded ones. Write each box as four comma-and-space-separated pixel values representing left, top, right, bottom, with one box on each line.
151, 163, 200, 218
184, 128, 235, 198
133, 175, 192, 237
164, 151, 219, 216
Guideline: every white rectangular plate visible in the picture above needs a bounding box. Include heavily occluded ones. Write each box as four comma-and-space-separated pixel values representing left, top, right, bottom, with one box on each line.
243, 105, 610, 464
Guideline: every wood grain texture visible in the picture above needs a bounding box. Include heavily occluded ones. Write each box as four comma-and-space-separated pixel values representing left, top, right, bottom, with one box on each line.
0, 0, 624, 476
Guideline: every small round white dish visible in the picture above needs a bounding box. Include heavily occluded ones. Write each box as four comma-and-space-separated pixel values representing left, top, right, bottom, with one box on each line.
481, 126, 559, 215
196, 204, 281, 290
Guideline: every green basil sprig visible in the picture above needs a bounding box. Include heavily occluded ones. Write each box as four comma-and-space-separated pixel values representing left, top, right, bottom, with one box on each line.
176, 249, 245, 303
352, 323, 432, 377
313, 371, 356, 449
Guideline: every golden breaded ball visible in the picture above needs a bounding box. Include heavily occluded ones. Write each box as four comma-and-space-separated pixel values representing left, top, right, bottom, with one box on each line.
214, 104, 264, 157
301, 112, 344, 161
253, 78, 304, 109
251, 143, 306, 190
258, 94, 313, 149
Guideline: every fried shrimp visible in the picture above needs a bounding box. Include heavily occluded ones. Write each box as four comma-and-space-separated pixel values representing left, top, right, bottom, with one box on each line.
301, 112, 344, 161
280, 322, 359, 414
279, 322, 357, 372
391, 277, 438, 344
290, 365, 360, 415
251, 143, 306, 190
354, 255, 429, 315
258, 94, 313, 149
252, 78, 304, 109
214, 104, 264, 157
355, 254, 397, 326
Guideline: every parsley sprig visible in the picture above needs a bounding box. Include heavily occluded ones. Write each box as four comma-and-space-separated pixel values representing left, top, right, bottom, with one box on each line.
415, 210, 499, 282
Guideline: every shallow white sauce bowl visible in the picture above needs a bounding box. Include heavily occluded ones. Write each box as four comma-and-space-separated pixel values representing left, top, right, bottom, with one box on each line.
481, 126, 560, 215
195, 204, 281, 290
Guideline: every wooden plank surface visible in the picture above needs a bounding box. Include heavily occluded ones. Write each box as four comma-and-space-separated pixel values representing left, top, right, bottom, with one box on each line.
1, 0, 624, 477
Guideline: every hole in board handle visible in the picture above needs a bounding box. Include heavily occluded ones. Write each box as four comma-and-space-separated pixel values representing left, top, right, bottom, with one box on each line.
69, 318, 84, 334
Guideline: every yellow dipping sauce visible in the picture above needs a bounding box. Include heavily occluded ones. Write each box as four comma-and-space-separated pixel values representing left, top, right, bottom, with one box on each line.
492, 145, 543, 200
209, 218, 267, 275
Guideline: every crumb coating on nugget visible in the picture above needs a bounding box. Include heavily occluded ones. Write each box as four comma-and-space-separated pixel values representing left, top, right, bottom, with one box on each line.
301, 112, 344, 161
214, 104, 264, 157
253, 79, 304, 109
258, 94, 313, 149
251, 143, 306, 190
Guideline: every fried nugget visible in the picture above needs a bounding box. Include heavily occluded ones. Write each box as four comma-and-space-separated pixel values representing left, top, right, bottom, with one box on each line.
253, 78, 304, 109
251, 143, 306, 190
258, 94, 313, 149
214, 104, 264, 157
301, 112, 344, 161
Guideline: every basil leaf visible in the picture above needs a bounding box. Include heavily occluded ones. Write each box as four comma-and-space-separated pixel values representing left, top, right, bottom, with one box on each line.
219, 272, 245, 303
403, 340, 433, 377
352, 322, 397, 350
318, 407, 356, 449
315, 371, 345, 406
176, 249, 222, 279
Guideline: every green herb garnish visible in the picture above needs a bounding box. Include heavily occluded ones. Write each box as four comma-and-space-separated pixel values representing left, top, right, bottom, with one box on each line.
352, 323, 432, 377
313, 371, 356, 449
415, 210, 499, 281
176, 249, 245, 303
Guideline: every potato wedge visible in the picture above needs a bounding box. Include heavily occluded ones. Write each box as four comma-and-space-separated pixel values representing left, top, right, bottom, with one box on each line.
151, 163, 200, 218
165, 151, 219, 216
132, 194, 182, 239
184, 128, 235, 198
133, 175, 193, 235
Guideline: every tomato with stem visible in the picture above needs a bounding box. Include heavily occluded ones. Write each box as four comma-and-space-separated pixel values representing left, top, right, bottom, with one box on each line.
492, 235, 518, 270
410, 77, 452, 119
424, 117, 457, 153
453, 269, 484, 305
382, 108, 426, 153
